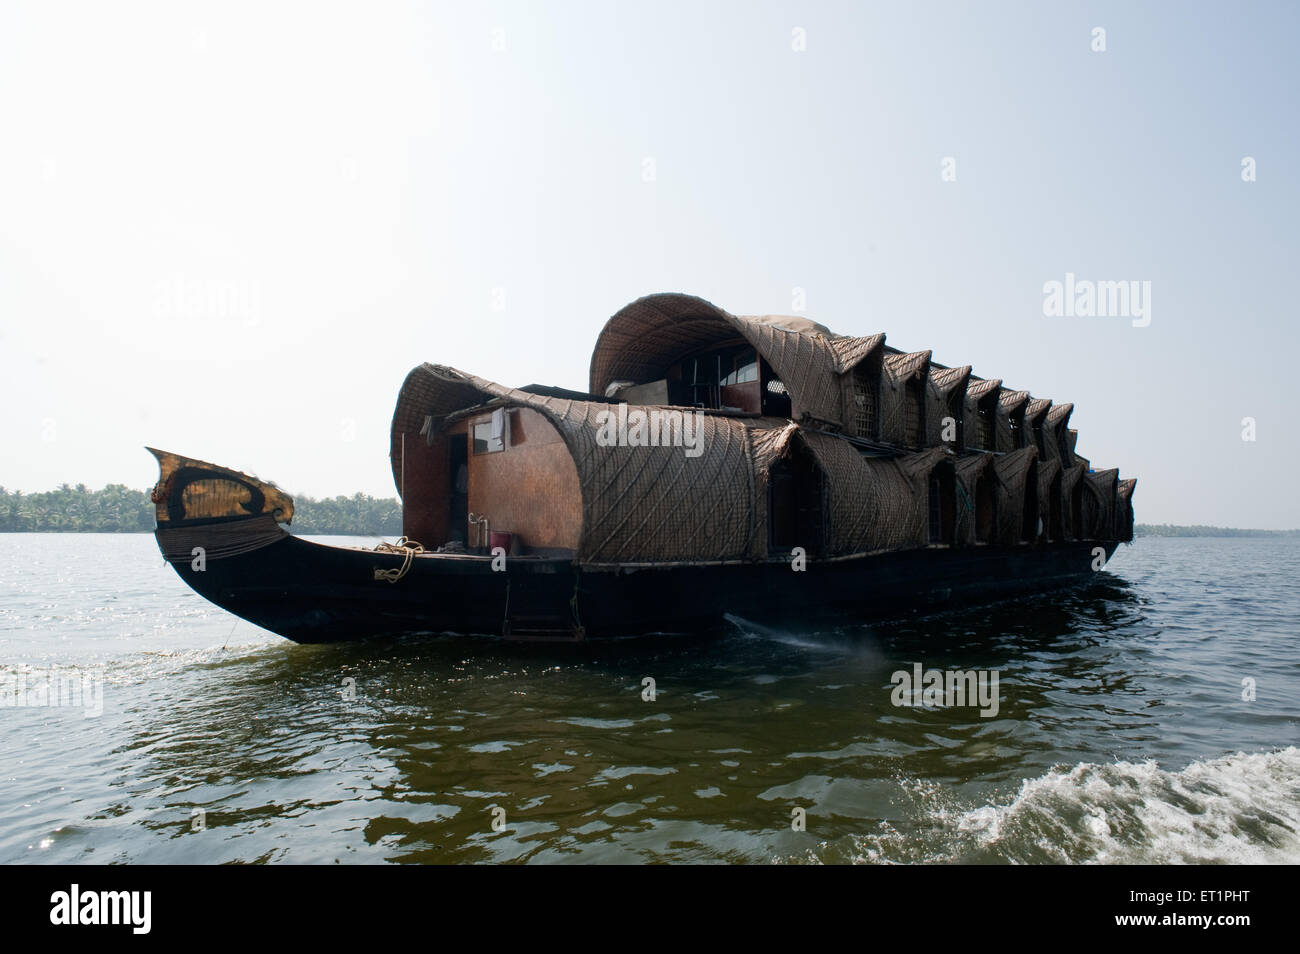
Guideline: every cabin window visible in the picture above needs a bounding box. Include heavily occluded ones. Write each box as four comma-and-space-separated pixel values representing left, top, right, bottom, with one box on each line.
762, 367, 792, 418
851, 363, 878, 439
472, 409, 506, 455
977, 401, 996, 450
719, 348, 761, 413
721, 354, 758, 386
1008, 411, 1024, 450
942, 394, 964, 448
671, 343, 761, 412
904, 378, 925, 448
761, 377, 790, 419
664, 346, 789, 416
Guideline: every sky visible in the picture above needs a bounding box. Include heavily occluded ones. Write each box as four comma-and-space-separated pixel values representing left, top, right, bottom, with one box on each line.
1, 0, 1297, 527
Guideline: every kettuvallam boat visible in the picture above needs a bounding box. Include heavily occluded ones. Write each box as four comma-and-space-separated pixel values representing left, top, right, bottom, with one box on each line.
149, 292, 1136, 643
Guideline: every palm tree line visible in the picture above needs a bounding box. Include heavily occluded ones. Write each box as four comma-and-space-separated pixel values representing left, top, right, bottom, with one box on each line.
0, 484, 402, 535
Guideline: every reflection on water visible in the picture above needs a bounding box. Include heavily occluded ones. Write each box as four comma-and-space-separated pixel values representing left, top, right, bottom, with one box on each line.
1, 534, 1297, 863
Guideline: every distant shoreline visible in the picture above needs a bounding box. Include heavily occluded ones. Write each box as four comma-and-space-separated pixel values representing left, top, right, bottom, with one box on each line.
1, 484, 401, 536
1134, 525, 1300, 538
2, 485, 1296, 537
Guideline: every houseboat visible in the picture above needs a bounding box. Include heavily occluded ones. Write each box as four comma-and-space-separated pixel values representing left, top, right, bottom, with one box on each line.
149, 292, 1135, 642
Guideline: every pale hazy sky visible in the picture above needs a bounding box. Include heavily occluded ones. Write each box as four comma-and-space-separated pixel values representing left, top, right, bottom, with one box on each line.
2, 1, 1297, 527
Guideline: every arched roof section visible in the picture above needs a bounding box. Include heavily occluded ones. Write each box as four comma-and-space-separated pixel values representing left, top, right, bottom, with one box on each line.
588, 292, 850, 424
830, 333, 887, 373
964, 377, 1002, 407
391, 362, 779, 564
1084, 468, 1120, 540
1025, 397, 1053, 428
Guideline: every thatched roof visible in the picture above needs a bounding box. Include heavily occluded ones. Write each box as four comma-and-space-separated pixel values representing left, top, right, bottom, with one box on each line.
965, 377, 1003, 403
954, 451, 995, 483
1036, 458, 1062, 537
1046, 402, 1074, 428
1045, 402, 1074, 462
930, 365, 971, 395
879, 350, 932, 446
389, 293, 1136, 558
392, 362, 783, 564
993, 446, 1038, 543
745, 428, 944, 556
1067, 430, 1082, 467
1061, 462, 1086, 498
588, 292, 854, 426
1116, 477, 1137, 542
1117, 476, 1137, 502
802, 431, 905, 553
953, 452, 995, 545
803, 438, 934, 553
1026, 397, 1052, 426
998, 389, 1030, 412
1084, 468, 1119, 540
994, 389, 1029, 453
389, 361, 1029, 563
927, 364, 971, 446
830, 333, 887, 373
884, 349, 932, 382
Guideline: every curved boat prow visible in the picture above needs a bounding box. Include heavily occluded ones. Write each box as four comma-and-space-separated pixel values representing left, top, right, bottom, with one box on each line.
144, 446, 558, 644
146, 447, 295, 566
147, 447, 295, 527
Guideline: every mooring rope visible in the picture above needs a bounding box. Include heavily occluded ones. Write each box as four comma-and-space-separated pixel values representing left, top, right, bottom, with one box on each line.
373, 537, 425, 583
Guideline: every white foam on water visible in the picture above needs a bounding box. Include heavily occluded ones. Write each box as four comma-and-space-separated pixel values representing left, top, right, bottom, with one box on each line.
723, 614, 882, 659
845, 747, 1300, 864
723, 613, 801, 642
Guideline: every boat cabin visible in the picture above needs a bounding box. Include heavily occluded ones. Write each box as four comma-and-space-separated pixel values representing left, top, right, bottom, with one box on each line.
389, 292, 1136, 564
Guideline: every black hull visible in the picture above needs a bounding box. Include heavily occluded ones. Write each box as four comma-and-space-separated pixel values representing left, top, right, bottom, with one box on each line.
161, 530, 1122, 643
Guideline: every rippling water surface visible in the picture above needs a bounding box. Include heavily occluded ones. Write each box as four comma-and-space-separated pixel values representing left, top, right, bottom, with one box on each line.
1, 534, 1297, 864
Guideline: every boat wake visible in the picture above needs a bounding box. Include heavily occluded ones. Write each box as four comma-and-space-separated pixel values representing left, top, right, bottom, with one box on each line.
818, 747, 1300, 864
723, 613, 881, 657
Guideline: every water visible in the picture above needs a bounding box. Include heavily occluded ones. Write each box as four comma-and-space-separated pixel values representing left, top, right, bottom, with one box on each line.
1, 534, 1297, 864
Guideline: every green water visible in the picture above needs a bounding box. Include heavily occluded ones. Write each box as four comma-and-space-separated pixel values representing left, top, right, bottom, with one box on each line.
2, 534, 1298, 863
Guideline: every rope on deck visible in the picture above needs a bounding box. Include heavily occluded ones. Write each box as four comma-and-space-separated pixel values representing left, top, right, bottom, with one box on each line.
373, 537, 425, 583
